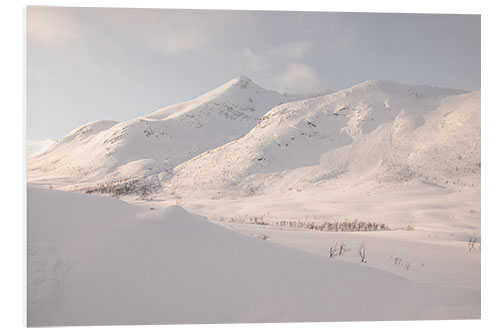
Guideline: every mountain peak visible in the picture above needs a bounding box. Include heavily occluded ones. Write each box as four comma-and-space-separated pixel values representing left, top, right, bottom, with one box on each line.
144, 74, 291, 121
233, 75, 252, 83
195, 75, 262, 100
224, 75, 254, 90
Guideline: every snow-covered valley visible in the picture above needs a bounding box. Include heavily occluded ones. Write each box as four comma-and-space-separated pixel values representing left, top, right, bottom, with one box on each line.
27, 186, 480, 326
27, 76, 481, 325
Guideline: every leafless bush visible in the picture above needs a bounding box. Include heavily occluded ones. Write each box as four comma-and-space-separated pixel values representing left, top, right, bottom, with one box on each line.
468, 238, 478, 252
394, 257, 403, 265
330, 242, 349, 258
329, 246, 335, 258
358, 243, 367, 263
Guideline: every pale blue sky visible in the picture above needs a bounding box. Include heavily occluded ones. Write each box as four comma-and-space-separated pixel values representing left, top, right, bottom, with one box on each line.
27, 7, 480, 150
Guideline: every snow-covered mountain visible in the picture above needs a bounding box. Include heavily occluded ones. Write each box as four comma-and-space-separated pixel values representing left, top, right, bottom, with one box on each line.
166, 80, 480, 198
27, 76, 303, 187
26, 77, 481, 326
28, 77, 480, 201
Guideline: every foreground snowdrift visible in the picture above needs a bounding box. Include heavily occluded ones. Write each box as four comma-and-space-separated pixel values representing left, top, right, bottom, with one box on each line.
27, 186, 479, 326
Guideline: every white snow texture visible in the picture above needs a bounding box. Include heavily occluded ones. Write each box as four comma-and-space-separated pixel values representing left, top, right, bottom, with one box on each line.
27, 76, 481, 326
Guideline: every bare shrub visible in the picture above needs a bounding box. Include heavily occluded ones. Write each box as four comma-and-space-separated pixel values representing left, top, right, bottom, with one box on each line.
358, 243, 367, 263
329, 242, 349, 258
329, 246, 335, 258
468, 238, 478, 252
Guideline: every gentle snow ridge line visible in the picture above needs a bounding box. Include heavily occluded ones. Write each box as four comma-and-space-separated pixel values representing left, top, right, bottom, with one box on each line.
27, 186, 480, 326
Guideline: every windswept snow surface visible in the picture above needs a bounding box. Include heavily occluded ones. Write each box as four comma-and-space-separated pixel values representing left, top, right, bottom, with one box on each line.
27, 186, 479, 326
27, 76, 304, 187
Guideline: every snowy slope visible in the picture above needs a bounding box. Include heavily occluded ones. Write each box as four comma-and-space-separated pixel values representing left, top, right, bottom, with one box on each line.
27, 76, 303, 187
27, 186, 480, 326
166, 81, 479, 198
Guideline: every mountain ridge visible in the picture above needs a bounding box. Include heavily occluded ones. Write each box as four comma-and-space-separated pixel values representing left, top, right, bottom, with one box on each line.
164, 81, 478, 198
28, 76, 479, 201
27, 75, 306, 186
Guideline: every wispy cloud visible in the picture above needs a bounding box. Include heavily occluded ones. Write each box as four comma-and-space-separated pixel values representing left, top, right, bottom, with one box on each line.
27, 138, 54, 157
242, 40, 314, 72
275, 63, 320, 93
107, 9, 212, 55
27, 7, 216, 58
241, 41, 320, 92
27, 7, 83, 45
27, 6, 96, 75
